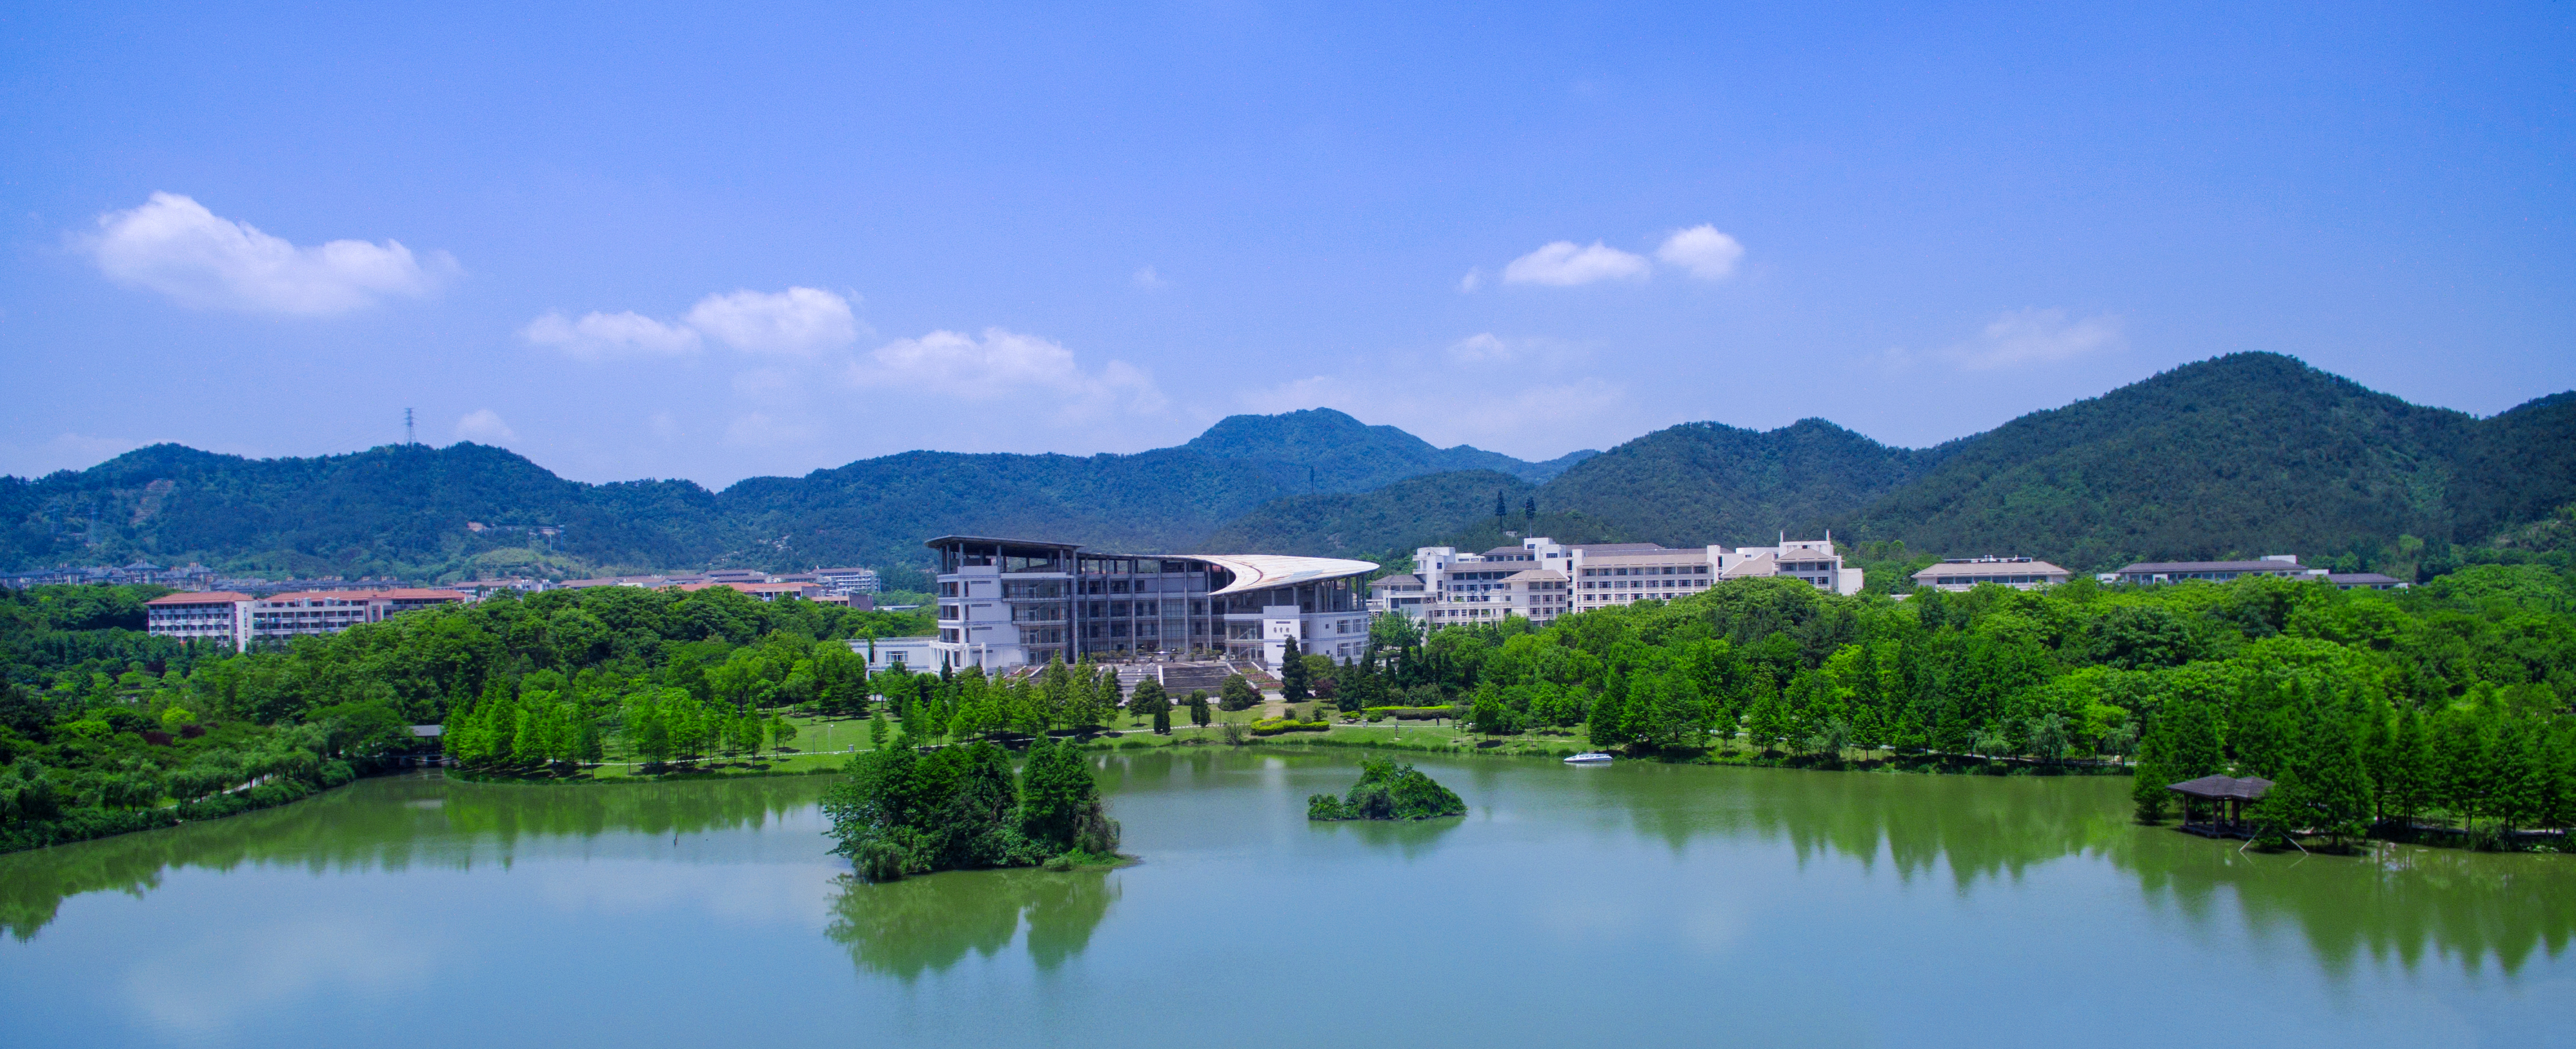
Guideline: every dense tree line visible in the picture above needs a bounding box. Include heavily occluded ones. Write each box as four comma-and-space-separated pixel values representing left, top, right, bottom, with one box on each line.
1343, 564, 2576, 846
0, 581, 932, 851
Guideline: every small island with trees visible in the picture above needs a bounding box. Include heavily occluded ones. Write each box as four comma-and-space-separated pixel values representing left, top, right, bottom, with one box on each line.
821, 735, 1123, 881
1308, 757, 1466, 820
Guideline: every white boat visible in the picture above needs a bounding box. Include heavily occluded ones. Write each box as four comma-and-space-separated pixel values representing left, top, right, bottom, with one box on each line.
1564, 752, 1613, 765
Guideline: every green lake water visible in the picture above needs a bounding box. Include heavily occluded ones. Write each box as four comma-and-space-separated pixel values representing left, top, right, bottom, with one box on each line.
3, 751, 2570, 1047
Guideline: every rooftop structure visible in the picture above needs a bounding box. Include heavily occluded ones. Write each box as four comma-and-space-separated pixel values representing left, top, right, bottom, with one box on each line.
2108, 556, 2328, 586
1911, 557, 2073, 591
927, 535, 1376, 672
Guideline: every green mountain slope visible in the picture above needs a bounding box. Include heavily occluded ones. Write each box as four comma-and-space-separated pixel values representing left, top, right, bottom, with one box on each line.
1207, 354, 2576, 571
1839, 353, 2500, 570
1200, 471, 1541, 556
1179, 408, 1595, 492
6, 356, 2566, 582
0, 443, 723, 580
0, 409, 1582, 581
1536, 418, 1945, 547
1208, 417, 1938, 558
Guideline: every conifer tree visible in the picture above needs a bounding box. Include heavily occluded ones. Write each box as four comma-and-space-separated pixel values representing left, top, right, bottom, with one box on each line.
2131, 718, 2171, 822
1280, 637, 1310, 702
2382, 706, 2432, 824
1129, 678, 1169, 724
1188, 690, 1212, 728
1152, 708, 1171, 735
2162, 699, 2226, 781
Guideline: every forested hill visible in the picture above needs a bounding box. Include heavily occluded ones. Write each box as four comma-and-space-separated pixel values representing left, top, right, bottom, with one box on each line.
1840, 354, 2576, 571
6, 356, 2568, 582
1208, 354, 2576, 573
0, 409, 1581, 582
1180, 408, 1596, 491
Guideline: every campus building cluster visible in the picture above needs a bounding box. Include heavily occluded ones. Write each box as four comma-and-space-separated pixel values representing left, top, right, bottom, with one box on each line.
1371, 535, 1865, 627
1906, 553, 2406, 592
467, 566, 886, 607
925, 535, 1377, 673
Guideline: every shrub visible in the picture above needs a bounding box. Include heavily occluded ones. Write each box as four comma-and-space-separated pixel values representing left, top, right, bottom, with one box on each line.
1249, 718, 1330, 737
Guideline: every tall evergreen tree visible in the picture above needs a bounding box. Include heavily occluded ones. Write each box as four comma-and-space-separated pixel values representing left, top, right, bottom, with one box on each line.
1280, 637, 1310, 702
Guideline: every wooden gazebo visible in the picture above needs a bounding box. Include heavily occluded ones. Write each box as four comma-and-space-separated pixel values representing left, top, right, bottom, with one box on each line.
2168, 775, 2272, 838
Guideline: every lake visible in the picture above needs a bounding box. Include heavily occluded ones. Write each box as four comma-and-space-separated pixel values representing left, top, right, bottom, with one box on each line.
4, 749, 2570, 1047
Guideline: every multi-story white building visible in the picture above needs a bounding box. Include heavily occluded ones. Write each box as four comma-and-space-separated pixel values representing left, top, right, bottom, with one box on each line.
927, 535, 1376, 672
812, 567, 882, 595
147, 587, 468, 651
1377, 534, 1864, 626
144, 591, 256, 646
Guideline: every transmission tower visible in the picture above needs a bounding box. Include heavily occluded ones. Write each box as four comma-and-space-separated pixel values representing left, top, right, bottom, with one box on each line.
405, 408, 416, 447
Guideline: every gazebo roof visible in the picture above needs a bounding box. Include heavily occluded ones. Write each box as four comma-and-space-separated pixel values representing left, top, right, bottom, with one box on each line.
2166, 775, 2273, 801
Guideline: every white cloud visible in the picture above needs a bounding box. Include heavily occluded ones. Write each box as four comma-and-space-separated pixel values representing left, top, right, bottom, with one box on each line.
1233, 334, 1627, 458
81, 192, 453, 315
521, 311, 701, 361
1132, 265, 1168, 289
1458, 268, 1485, 293
683, 287, 861, 355
454, 409, 517, 442
1942, 308, 2125, 369
1501, 240, 1653, 286
1655, 225, 1745, 281
723, 411, 820, 447
1445, 333, 1514, 363
853, 327, 1166, 420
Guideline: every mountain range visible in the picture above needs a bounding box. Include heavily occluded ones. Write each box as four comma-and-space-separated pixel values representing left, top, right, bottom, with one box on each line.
5, 353, 2570, 584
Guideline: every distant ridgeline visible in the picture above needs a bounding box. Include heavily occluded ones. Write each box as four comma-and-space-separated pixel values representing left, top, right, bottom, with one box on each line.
5, 354, 2573, 582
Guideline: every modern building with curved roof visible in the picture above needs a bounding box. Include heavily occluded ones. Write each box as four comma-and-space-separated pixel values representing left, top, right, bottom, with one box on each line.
925, 535, 1378, 671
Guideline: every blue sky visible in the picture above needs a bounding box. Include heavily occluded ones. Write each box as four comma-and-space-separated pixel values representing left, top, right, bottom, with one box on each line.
3, 2, 2570, 487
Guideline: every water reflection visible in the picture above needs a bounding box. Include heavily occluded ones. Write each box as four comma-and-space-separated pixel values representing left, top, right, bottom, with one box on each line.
825, 869, 1117, 981
5, 755, 2571, 988
1499, 759, 2576, 977
0, 772, 834, 940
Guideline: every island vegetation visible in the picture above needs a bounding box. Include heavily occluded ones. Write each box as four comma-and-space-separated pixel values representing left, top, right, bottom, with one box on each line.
822, 735, 1120, 880
1307, 757, 1465, 820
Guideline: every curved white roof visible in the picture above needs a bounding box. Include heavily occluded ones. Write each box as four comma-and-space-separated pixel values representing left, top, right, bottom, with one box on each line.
1198, 554, 1380, 596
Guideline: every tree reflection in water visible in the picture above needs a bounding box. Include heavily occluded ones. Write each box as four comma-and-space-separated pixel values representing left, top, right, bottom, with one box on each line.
1554, 760, 2576, 977
3, 757, 2570, 983
825, 868, 1117, 980
0, 771, 832, 940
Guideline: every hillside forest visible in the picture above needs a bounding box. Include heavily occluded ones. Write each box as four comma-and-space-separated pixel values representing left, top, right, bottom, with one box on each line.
7, 354, 2573, 586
